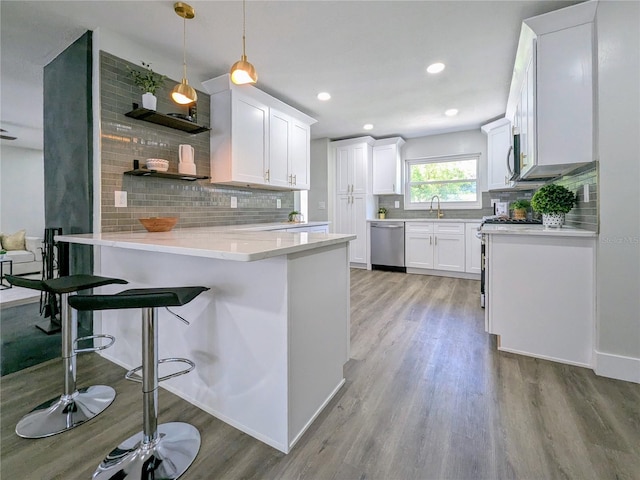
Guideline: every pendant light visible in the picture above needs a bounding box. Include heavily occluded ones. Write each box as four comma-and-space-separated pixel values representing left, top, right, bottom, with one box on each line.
171, 2, 198, 105
230, 0, 258, 85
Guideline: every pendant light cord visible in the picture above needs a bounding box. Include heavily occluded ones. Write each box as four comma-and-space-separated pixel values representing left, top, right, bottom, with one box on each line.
242, 0, 247, 57
183, 14, 187, 79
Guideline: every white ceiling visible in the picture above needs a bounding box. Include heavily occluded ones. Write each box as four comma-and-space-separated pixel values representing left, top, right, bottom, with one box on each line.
0, 0, 581, 150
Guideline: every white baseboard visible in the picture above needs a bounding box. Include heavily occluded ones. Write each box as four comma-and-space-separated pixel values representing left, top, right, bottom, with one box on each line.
594, 350, 640, 384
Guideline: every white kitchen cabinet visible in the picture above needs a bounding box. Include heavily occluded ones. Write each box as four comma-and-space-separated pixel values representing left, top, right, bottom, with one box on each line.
506, 2, 596, 179
482, 119, 512, 191
332, 137, 375, 267
336, 194, 368, 264
405, 222, 465, 273
405, 223, 434, 269
203, 74, 316, 190
334, 138, 373, 195
465, 223, 481, 274
485, 232, 595, 367
372, 137, 405, 195
269, 109, 311, 189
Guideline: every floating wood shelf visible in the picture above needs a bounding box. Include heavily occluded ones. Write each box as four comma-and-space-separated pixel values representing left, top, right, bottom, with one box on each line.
124, 169, 209, 181
124, 107, 210, 134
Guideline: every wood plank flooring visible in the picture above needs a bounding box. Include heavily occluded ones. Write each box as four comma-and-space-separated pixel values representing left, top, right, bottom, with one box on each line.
1, 269, 639, 479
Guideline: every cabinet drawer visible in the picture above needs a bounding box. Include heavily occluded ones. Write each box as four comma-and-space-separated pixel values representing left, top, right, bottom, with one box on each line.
405, 222, 433, 233
434, 223, 464, 234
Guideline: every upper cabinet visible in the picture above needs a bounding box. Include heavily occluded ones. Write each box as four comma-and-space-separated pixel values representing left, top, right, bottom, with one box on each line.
372, 137, 405, 195
334, 137, 374, 195
202, 74, 316, 190
482, 118, 513, 191
506, 1, 597, 180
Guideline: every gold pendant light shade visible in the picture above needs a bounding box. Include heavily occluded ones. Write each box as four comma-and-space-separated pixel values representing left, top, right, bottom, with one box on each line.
171, 2, 198, 105
230, 0, 258, 85
230, 56, 258, 85
171, 79, 197, 105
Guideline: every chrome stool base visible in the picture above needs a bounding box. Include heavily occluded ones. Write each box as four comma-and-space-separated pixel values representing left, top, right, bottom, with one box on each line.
92, 422, 201, 480
15, 385, 116, 438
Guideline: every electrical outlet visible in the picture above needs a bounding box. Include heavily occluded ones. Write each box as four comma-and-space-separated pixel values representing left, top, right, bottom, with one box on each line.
318, 201, 326, 210
583, 184, 590, 203
230, 197, 238, 208
114, 191, 127, 208
276, 198, 281, 209
491, 198, 499, 207
394, 201, 400, 208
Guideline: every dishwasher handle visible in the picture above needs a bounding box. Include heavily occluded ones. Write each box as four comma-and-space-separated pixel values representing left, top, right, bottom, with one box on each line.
371, 223, 404, 229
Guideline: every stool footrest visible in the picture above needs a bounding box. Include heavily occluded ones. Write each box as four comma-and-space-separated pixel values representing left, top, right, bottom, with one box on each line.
125, 358, 195, 383
74, 334, 116, 354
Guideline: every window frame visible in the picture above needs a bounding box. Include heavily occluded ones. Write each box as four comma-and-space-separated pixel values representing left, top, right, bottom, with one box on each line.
404, 153, 482, 210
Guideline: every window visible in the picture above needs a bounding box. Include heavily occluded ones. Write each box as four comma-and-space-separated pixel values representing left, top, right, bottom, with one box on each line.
405, 153, 481, 209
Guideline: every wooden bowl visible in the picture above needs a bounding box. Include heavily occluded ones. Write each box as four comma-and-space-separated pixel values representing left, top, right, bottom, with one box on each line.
138, 217, 178, 232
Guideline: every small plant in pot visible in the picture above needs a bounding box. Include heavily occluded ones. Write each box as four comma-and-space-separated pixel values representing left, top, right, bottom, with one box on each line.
0, 249, 6, 260
128, 61, 166, 111
531, 184, 576, 228
511, 199, 530, 220
378, 207, 387, 219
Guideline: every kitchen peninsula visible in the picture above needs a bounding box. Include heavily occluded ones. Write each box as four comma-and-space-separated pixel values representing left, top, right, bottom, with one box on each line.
56, 227, 355, 453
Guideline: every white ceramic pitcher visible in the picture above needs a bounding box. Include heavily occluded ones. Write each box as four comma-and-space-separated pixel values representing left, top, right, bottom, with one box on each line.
179, 144, 196, 175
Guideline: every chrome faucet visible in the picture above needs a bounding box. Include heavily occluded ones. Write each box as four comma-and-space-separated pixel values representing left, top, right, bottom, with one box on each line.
430, 195, 444, 218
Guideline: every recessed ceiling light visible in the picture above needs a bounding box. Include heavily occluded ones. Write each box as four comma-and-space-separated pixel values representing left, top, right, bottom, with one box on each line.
445, 108, 459, 117
427, 62, 446, 74
317, 92, 331, 101
363, 124, 374, 130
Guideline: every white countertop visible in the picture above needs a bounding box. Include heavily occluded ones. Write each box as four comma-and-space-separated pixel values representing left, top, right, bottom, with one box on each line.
56, 225, 353, 262
481, 224, 597, 237
368, 218, 482, 223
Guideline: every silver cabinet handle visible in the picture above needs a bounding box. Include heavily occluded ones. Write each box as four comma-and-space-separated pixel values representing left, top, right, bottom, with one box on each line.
430, 236, 432, 245
506, 145, 514, 178
293, 174, 297, 185
265, 169, 270, 182
435, 236, 438, 245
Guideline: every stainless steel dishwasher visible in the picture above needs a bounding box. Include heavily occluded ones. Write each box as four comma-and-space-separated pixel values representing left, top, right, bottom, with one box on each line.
370, 221, 405, 272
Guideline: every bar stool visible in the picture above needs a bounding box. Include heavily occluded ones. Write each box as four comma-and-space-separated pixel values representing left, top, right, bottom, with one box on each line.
4, 274, 128, 438
69, 286, 209, 480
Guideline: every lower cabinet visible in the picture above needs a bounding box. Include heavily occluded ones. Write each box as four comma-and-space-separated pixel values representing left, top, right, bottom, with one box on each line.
465, 223, 482, 274
405, 222, 465, 272
336, 194, 368, 265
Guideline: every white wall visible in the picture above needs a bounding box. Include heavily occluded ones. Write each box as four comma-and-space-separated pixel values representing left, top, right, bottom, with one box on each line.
0, 144, 45, 237
595, 0, 640, 382
404, 129, 488, 192
309, 138, 330, 221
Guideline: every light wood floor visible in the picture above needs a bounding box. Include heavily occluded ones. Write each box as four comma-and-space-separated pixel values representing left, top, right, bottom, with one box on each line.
2, 269, 639, 479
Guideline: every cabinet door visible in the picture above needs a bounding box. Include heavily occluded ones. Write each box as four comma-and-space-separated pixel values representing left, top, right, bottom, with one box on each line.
487, 122, 512, 190
289, 121, 310, 190
336, 147, 351, 195
405, 233, 434, 269
351, 144, 369, 194
335, 195, 352, 235
373, 144, 400, 194
434, 234, 465, 272
465, 223, 482, 274
232, 93, 269, 185
351, 195, 368, 264
268, 110, 291, 188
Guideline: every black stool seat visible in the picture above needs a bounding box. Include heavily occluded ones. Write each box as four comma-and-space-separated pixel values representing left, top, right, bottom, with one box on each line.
69, 286, 209, 311
5, 274, 127, 293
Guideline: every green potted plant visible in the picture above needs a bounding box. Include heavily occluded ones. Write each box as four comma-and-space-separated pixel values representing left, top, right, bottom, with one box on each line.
511, 199, 530, 220
378, 207, 387, 219
531, 184, 576, 228
0, 249, 6, 260
128, 61, 166, 111
288, 210, 303, 223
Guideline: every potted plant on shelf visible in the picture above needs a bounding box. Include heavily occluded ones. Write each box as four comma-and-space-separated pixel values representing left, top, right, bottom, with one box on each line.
0, 249, 6, 260
378, 207, 387, 219
511, 199, 530, 220
128, 61, 166, 111
531, 184, 576, 228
